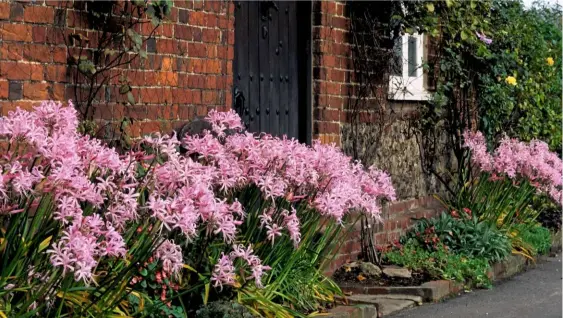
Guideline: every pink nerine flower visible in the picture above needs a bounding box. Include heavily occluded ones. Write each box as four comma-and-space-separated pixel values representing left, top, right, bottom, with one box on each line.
283, 208, 301, 247
205, 109, 245, 136
211, 253, 236, 290
463, 130, 494, 172
155, 240, 183, 277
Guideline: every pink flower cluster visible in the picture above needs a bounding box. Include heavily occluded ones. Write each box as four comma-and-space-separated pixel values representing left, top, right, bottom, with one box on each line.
0, 101, 140, 283
463, 130, 562, 204
211, 244, 271, 289
0, 101, 396, 289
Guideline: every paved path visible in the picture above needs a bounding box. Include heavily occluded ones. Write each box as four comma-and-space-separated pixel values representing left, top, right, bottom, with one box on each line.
391, 256, 562, 318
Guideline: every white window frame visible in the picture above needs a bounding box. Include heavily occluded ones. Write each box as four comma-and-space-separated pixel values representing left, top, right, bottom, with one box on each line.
388, 33, 430, 101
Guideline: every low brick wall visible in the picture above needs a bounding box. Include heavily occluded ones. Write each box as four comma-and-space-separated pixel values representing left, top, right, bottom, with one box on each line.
326, 195, 445, 275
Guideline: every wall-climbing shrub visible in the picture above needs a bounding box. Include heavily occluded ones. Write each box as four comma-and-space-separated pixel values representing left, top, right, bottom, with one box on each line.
477, 1, 562, 152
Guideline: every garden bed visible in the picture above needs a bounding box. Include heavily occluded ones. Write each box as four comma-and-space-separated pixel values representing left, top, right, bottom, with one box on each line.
332, 264, 433, 287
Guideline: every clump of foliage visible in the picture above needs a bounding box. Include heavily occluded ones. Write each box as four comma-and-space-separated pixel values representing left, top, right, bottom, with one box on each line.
384, 240, 491, 288
402, 210, 511, 263
195, 301, 255, 318
513, 224, 552, 256
477, 1, 562, 152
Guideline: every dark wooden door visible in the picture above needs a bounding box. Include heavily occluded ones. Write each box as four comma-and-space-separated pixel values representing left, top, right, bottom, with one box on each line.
233, 1, 311, 143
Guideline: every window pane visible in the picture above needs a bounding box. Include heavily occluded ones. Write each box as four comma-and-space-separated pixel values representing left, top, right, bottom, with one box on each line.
392, 36, 402, 76
408, 36, 417, 77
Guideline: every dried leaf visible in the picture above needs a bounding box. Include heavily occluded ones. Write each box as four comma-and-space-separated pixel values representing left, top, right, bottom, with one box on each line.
357, 274, 366, 281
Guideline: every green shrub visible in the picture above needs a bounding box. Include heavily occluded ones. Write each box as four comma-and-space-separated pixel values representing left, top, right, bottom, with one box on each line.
384, 240, 491, 288
514, 224, 552, 255
402, 212, 511, 263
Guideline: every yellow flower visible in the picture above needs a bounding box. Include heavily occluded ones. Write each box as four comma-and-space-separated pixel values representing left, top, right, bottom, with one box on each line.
505, 76, 517, 86
546, 57, 555, 66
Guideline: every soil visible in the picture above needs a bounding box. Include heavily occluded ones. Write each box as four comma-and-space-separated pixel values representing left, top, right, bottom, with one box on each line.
332, 263, 434, 287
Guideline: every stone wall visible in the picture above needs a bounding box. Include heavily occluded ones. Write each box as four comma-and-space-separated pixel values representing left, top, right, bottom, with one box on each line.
341, 119, 444, 200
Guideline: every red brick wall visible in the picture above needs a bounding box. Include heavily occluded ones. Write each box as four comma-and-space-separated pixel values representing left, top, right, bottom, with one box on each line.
0, 0, 234, 136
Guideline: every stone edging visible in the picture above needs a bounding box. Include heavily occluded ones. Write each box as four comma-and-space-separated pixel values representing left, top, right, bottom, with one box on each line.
326, 252, 557, 317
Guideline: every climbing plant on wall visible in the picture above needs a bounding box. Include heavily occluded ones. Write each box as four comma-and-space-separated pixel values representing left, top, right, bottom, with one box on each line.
61, 0, 171, 148
396, 0, 561, 194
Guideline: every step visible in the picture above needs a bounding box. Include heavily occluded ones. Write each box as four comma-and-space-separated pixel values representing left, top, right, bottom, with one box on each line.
346, 294, 422, 316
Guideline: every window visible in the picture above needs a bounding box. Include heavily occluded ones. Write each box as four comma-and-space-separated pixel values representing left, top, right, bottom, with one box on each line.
388, 33, 430, 101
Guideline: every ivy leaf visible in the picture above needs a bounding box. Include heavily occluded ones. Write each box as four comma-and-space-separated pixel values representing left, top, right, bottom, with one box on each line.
119, 84, 131, 94
461, 30, 468, 41
127, 29, 143, 46
127, 91, 136, 105
140, 280, 147, 288
426, 3, 435, 13
151, 15, 161, 27
446, 0, 454, 8
78, 60, 96, 75
140, 268, 148, 276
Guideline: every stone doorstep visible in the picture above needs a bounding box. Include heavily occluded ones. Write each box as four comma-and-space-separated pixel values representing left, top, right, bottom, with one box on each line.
339, 281, 451, 303
344, 294, 423, 317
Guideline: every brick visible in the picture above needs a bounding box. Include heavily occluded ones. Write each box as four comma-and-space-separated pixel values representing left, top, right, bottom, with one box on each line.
205, 60, 221, 74
32, 26, 47, 42
10, 3, 24, 21
23, 82, 49, 100
8, 81, 22, 100
52, 47, 67, 63
0, 80, 8, 99
158, 72, 178, 86
1, 24, 32, 42
45, 64, 68, 82
202, 90, 216, 104
0, 3, 9, 20
1, 62, 43, 81
24, 6, 55, 24
156, 39, 175, 54
45, 26, 65, 44
156, 23, 174, 38
189, 11, 204, 25
49, 83, 65, 100
161, 57, 173, 71
0, 43, 23, 60
146, 38, 156, 53
175, 24, 192, 41
23, 44, 52, 62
